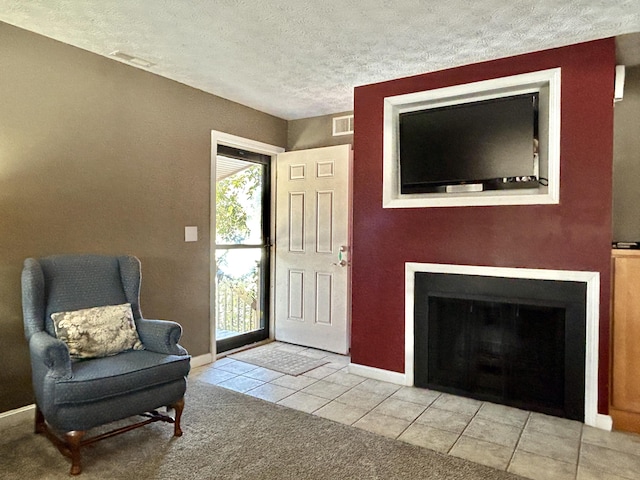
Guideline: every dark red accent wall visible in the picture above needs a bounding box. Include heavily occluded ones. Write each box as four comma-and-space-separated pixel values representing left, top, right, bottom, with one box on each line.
352, 39, 615, 413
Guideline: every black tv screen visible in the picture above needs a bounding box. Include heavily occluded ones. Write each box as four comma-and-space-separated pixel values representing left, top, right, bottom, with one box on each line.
399, 93, 538, 193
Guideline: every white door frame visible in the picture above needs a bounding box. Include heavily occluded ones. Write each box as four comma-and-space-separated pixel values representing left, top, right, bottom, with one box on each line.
210, 130, 284, 359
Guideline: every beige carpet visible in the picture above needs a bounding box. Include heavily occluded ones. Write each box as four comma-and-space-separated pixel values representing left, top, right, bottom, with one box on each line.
230, 348, 329, 376
0, 379, 526, 479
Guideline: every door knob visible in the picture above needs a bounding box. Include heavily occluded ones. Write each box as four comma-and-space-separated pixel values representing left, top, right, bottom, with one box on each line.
333, 245, 349, 267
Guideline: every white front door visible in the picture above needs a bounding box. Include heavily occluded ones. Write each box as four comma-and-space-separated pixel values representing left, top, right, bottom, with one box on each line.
274, 144, 351, 354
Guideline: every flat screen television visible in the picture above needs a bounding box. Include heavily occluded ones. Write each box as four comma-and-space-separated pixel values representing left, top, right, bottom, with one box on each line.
399, 93, 539, 194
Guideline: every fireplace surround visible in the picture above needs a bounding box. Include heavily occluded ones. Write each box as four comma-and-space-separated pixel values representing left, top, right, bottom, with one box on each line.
347, 262, 610, 428
403, 263, 605, 426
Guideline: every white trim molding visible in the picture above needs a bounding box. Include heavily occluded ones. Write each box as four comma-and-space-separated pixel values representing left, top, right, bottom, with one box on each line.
211, 131, 286, 157
383, 68, 561, 208
191, 352, 214, 369
348, 363, 407, 385
594, 414, 613, 431
210, 130, 284, 359
0, 404, 35, 432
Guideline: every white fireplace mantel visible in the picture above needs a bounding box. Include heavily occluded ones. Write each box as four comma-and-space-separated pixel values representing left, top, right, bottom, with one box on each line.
349, 262, 612, 430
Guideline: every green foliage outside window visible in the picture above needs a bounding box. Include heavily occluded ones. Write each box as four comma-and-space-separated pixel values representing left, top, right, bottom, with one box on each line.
215, 165, 261, 244
215, 163, 263, 334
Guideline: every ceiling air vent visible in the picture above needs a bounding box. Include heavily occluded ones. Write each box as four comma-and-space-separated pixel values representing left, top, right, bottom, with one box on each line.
109, 50, 155, 68
332, 114, 354, 136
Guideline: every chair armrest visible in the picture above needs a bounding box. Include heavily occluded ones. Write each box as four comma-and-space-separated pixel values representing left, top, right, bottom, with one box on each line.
136, 319, 188, 356
29, 331, 72, 380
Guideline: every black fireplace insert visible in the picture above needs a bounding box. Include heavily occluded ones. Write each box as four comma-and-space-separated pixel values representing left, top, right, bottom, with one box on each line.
414, 273, 586, 420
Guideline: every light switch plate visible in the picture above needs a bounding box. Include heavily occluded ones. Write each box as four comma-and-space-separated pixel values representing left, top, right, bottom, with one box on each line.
185, 226, 198, 242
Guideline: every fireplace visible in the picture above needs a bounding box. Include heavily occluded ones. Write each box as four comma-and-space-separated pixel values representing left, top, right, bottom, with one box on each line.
404, 263, 602, 426
413, 273, 586, 420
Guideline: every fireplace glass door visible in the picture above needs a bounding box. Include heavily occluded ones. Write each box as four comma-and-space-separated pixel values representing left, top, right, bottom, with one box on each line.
413, 272, 587, 421
424, 297, 566, 416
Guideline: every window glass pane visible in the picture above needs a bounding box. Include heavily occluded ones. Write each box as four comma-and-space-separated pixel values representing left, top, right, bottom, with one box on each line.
215, 248, 263, 340
215, 159, 264, 245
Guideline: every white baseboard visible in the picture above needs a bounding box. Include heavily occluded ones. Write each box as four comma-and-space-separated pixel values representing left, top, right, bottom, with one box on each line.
0, 404, 35, 432
191, 353, 214, 369
594, 414, 613, 431
347, 363, 409, 386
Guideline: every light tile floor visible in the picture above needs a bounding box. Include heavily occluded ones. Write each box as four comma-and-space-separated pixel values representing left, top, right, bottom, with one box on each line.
190, 341, 640, 480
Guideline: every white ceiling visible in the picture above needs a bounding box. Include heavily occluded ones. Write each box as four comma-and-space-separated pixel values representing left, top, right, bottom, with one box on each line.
1, 1, 639, 120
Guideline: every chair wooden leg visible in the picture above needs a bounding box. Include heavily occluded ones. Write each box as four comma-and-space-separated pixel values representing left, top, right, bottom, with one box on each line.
170, 398, 184, 437
65, 430, 85, 476
34, 402, 182, 475
34, 406, 46, 434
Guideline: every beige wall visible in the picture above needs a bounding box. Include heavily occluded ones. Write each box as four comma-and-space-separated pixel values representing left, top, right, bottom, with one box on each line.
0, 22, 286, 412
287, 111, 353, 150
613, 65, 640, 241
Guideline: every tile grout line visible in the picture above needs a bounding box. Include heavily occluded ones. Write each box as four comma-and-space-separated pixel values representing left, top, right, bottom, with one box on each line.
258, 365, 324, 403
505, 410, 532, 473
576, 430, 640, 480
331, 379, 394, 423
348, 384, 414, 435
315, 379, 369, 426
447, 431, 464, 456
389, 395, 435, 442
575, 424, 585, 480
282, 362, 368, 421
445, 401, 482, 457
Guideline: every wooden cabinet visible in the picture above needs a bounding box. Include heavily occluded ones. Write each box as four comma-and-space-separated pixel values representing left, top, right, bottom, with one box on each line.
610, 250, 640, 433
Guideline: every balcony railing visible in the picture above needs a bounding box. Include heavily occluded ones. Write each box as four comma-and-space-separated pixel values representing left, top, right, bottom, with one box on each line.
215, 276, 259, 336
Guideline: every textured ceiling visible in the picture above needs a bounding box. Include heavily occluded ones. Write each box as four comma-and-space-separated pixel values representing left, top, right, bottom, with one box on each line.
1, 1, 639, 120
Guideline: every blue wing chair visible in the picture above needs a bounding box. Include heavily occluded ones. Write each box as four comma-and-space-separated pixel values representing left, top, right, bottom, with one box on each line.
22, 254, 191, 475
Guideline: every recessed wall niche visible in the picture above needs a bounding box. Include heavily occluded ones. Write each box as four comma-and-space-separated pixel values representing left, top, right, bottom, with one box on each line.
382, 68, 561, 208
